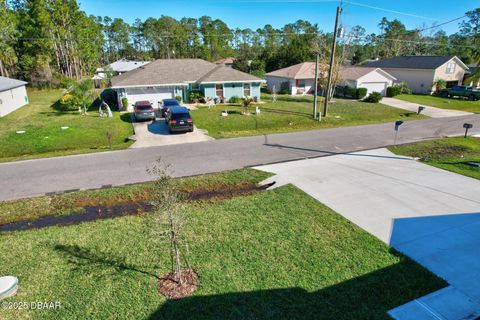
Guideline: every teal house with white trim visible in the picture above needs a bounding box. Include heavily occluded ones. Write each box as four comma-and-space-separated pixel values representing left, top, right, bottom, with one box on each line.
111, 59, 263, 109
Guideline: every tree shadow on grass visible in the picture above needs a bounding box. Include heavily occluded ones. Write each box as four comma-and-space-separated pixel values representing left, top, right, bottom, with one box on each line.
120, 113, 134, 124
53, 244, 159, 280
149, 252, 446, 320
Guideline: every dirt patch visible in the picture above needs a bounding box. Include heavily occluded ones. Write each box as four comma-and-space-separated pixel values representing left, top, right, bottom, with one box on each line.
0, 182, 275, 233
187, 182, 274, 201
417, 144, 471, 160
0, 202, 152, 233
158, 269, 199, 299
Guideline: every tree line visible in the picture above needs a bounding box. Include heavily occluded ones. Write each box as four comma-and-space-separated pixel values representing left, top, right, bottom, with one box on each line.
1, 0, 478, 86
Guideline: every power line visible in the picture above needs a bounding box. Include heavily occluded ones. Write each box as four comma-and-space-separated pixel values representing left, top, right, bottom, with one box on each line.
416, 15, 467, 33
342, 0, 445, 22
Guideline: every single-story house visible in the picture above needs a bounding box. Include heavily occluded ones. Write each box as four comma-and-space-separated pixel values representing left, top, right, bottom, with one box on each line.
338, 67, 396, 96
265, 62, 322, 95
214, 57, 237, 68
92, 59, 150, 88
111, 59, 264, 110
362, 56, 468, 94
0, 77, 28, 117
265, 62, 395, 96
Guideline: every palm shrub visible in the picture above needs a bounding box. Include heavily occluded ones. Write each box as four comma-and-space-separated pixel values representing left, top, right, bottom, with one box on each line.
433, 79, 447, 93
121, 97, 129, 110
242, 96, 253, 114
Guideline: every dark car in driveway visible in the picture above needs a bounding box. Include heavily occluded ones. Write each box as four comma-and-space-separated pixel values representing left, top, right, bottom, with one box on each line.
165, 107, 194, 133
161, 99, 181, 117
134, 101, 155, 121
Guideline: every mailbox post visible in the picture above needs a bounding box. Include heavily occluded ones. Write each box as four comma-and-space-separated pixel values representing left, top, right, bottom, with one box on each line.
463, 123, 473, 138
394, 120, 404, 146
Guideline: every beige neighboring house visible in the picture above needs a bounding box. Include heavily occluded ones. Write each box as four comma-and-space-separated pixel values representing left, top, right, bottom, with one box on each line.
265, 62, 395, 96
363, 56, 468, 94
92, 59, 150, 88
0, 77, 28, 117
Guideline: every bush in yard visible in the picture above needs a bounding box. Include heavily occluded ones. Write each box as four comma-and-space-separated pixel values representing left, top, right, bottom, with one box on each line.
356, 88, 368, 99
242, 97, 253, 114
228, 96, 241, 103
58, 93, 76, 111
121, 97, 129, 110
175, 95, 182, 102
363, 92, 382, 103
386, 86, 401, 97
189, 91, 204, 103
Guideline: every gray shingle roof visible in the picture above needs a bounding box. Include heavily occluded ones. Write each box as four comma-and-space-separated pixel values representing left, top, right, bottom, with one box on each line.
0, 77, 27, 92
111, 59, 262, 88
363, 56, 467, 70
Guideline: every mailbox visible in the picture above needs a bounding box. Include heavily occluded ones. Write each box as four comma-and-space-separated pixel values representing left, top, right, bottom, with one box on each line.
394, 120, 404, 131
417, 106, 425, 114
464, 123, 473, 138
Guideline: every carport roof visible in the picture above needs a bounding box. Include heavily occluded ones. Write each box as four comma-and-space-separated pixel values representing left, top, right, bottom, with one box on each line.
0, 76, 27, 92
111, 59, 263, 88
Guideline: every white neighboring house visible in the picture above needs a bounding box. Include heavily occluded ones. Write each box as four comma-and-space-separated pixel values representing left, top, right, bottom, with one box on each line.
265, 62, 395, 96
363, 56, 468, 94
0, 77, 28, 117
339, 67, 396, 96
265, 62, 320, 95
92, 59, 150, 88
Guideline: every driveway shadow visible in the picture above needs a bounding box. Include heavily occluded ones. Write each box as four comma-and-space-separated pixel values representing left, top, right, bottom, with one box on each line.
148, 256, 445, 320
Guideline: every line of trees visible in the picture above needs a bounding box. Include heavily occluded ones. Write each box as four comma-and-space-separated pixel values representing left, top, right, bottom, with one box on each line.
1, 0, 478, 86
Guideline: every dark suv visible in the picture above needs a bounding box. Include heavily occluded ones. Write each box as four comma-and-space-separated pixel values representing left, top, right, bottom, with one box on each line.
165, 107, 193, 133
161, 99, 181, 117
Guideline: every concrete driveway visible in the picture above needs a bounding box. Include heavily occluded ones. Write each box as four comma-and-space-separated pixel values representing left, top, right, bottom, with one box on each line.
255, 148, 480, 319
382, 97, 473, 118
130, 117, 213, 148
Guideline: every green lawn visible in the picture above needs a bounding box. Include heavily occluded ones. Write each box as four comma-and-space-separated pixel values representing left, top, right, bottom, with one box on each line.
0, 169, 445, 319
191, 94, 426, 139
396, 94, 480, 113
0, 89, 134, 162
390, 137, 480, 180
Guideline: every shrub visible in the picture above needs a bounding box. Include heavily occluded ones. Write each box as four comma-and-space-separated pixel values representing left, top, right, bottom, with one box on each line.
396, 82, 411, 94
58, 93, 76, 111
363, 92, 382, 103
386, 86, 401, 97
189, 91, 204, 103
228, 96, 241, 103
121, 97, 129, 110
175, 95, 182, 102
356, 88, 368, 99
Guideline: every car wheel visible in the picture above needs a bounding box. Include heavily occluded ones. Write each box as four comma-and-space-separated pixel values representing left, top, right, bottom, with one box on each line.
441, 92, 449, 98
468, 95, 475, 101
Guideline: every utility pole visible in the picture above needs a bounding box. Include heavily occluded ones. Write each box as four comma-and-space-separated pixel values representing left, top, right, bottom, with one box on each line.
323, 3, 342, 117
313, 53, 319, 119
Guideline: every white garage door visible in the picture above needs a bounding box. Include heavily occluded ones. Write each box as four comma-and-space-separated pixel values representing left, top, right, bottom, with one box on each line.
358, 82, 388, 96
126, 87, 174, 107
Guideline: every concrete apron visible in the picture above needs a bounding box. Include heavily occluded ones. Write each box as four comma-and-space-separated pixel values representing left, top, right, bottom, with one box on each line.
255, 148, 480, 320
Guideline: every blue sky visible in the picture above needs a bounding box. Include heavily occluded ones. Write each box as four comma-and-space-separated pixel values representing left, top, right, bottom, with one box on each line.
78, 0, 477, 35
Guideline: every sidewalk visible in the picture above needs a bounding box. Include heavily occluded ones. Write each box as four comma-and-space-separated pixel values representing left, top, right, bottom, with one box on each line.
382, 97, 473, 118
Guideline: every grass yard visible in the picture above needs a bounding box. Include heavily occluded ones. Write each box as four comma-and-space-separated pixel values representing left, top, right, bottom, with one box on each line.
396, 94, 480, 113
191, 94, 426, 139
0, 169, 446, 319
390, 137, 480, 180
0, 89, 134, 162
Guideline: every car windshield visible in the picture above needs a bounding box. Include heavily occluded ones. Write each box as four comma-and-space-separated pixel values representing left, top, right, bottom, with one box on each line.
172, 113, 190, 120
163, 100, 180, 106
136, 105, 152, 111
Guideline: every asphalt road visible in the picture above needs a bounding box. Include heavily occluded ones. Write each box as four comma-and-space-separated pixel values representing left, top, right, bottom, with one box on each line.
0, 114, 479, 201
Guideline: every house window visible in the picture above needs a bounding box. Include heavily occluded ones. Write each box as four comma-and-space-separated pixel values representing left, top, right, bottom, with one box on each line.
297, 80, 306, 88
215, 84, 224, 97
243, 83, 251, 97
446, 62, 456, 74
